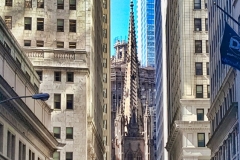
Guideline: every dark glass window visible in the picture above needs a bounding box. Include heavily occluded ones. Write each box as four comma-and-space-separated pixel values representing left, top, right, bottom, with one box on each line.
54, 94, 61, 109
66, 127, 73, 139
206, 62, 209, 75
197, 133, 205, 147
194, 18, 202, 31
67, 72, 74, 82
37, 0, 44, 8
57, 42, 64, 48
36, 71, 43, 81
36, 40, 44, 47
5, 0, 12, 6
54, 71, 61, 81
195, 40, 202, 53
207, 85, 210, 98
69, 20, 76, 32
195, 62, 203, 75
194, 0, 201, 9
25, 0, 32, 8
197, 109, 204, 120
66, 94, 73, 109
24, 17, 32, 30
57, 19, 64, 32
196, 85, 203, 98
53, 127, 61, 138
57, 0, 64, 9
24, 40, 31, 46
69, 42, 76, 48
205, 18, 208, 31
66, 152, 73, 160
206, 40, 209, 53
69, 0, 76, 10
37, 18, 44, 31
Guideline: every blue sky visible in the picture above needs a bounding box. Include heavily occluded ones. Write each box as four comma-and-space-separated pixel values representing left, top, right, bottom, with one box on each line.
110, 0, 137, 55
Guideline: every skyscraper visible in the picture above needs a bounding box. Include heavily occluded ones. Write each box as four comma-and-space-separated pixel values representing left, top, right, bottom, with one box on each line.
0, 0, 111, 159
166, 0, 210, 159
137, 0, 155, 67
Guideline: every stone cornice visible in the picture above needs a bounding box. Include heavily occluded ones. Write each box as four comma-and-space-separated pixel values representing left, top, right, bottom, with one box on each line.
175, 120, 210, 131
165, 122, 180, 152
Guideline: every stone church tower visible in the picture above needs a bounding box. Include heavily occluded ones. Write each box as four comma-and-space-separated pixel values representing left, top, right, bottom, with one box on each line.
114, 1, 153, 160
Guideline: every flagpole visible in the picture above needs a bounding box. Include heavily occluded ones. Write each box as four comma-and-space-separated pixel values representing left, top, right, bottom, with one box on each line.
214, 2, 240, 27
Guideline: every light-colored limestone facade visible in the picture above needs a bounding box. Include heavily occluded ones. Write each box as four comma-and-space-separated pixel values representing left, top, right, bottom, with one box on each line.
0, 17, 63, 160
207, 1, 240, 159
0, 0, 111, 159
166, 0, 210, 159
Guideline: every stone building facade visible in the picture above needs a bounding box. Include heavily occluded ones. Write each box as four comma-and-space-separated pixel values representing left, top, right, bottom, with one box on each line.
0, 0, 111, 159
0, 17, 63, 160
112, 2, 154, 160
166, 0, 210, 159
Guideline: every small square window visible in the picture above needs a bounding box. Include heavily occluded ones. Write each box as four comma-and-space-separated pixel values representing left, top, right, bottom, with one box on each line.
57, 42, 64, 48
69, 0, 76, 10
5, 16, 12, 29
36, 40, 44, 47
57, 0, 64, 9
69, 42, 76, 48
195, 62, 203, 75
197, 109, 204, 121
69, 20, 76, 32
24, 17, 32, 30
37, 18, 44, 31
195, 40, 202, 53
54, 94, 61, 109
37, 0, 44, 8
66, 127, 73, 139
54, 71, 61, 81
194, 18, 202, 31
196, 85, 203, 98
66, 152, 73, 160
66, 94, 73, 109
197, 133, 205, 147
53, 127, 61, 139
67, 72, 74, 82
24, 40, 31, 46
25, 0, 32, 8
5, 0, 12, 6
53, 152, 60, 160
57, 19, 64, 32
36, 71, 43, 81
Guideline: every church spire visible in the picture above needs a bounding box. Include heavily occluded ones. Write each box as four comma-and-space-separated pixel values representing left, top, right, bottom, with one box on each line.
122, 1, 144, 136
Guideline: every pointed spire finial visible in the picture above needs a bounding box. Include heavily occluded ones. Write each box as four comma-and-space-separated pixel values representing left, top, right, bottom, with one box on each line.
130, 0, 134, 12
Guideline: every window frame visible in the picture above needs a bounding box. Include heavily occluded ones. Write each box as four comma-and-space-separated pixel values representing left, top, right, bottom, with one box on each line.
36, 71, 43, 81
25, 0, 32, 8
195, 40, 202, 53
69, 42, 76, 48
53, 152, 60, 160
207, 85, 210, 98
67, 72, 74, 82
205, 18, 208, 31
54, 71, 61, 81
54, 94, 61, 109
194, 0, 201, 9
37, 18, 44, 31
24, 17, 32, 30
56, 41, 64, 48
24, 40, 31, 46
66, 94, 74, 109
57, 0, 64, 9
57, 19, 64, 32
206, 62, 209, 75
197, 109, 204, 121
194, 18, 202, 31
53, 127, 61, 139
195, 62, 203, 75
37, 0, 44, 8
66, 152, 73, 160
69, 0, 76, 10
5, 0, 12, 6
69, 20, 76, 32
66, 127, 73, 139
197, 133, 205, 147
196, 85, 203, 98
36, 40, 44, 47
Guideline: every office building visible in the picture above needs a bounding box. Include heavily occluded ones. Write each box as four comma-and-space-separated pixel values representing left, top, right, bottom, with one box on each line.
0, 0, 111, 159
0, 17, 63, 160
166, 0, 210, 159
137, 0, 155, 67
207, 1, 240, 159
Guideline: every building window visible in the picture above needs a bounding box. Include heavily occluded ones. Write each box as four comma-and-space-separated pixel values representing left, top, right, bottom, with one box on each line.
207, 85, 210, 98
194, 0, 201, 9
19, 141, 26, 160
205, 0, 207, 8
37, 18, 44, 31
66, 127, 73, 139
103, 120, 107, 129
36, 40, 44, 47
54, 71, 61, 81
57, 0, 64, 9
69, 0, 76, 10
195, 40, 202, 53
66, 94, 73, 109
66, 152, 73, 160
24, 17, 32, 30
103, 29, 107, 38
53, 152, 60, 160
103, 104, 107, 113
205, 18, 208, 31
69, 20, 76, 32
197, 109, 204, 120
195, 62, 203, 75
103, 58, 107, 68
103, 89, 107, 98
5, 16, 12, 29
24, 40, 31, 46
57, 41, 64, 48
197, 133, 205, 147
103, 73, 107, 83
206, 62, 209, 75
37, 0, 44, 8
103, 14, 107, 23
0, 124, 3, 152
194, 18, 202, 31
206, 40, 209, 53
54, 94, 61, 109
196, 85, 203, 98
36, 71, 43, 81
53, 127, 61, 138
103, 43, 107, 53
25, 0, 32, 8
69, 42, 76, 48
5, 0, 12, 6
7, 131, 15, 159
67, 72, 74, 82
57, 19, 64, 32
29, 150, 35, 160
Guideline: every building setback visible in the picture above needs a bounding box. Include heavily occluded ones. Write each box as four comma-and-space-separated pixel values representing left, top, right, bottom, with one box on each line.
207, 1, 240, 159
0, 0, 111, 159
166, 0, 210, 159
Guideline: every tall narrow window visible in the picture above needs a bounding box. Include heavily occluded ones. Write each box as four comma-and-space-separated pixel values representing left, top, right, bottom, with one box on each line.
5, 16, 12, 29
54, 94, 61, 109
25, 0, 32, 8
54, 71, 61, 81
37, 18, 44, 31
69, 0, 76, 10
196, 85, 203, 98
195, 62, 203, 75
24, 17, 32, 30
194, 18, 202, 31
57, 19, 64, 32
19, 141, 26, 160
7, 131, 15, 159
5, 0, 12, 6
66, 152, 73, 160
205, 0, 207, 8
57, 0, 64, 9
0, 124, 3, 152
206, 40, 209, 53
207, 85, 210, 98
29, 149, 35, 160
194, 0, 201, 9
197, 133, 205, 147
66, 127, 73, 139
206, 62, 209, 75
36, 71, 43, 81
67, 72, 74, 82
205, 18, 208, 31
53, 127, 61, 139
53, 152, 60, 160
195, 40, 202, 53
37, 0, 44, 8
197, 109, 204, 120
69, 20, 76, 32
66, 94, 73, 109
